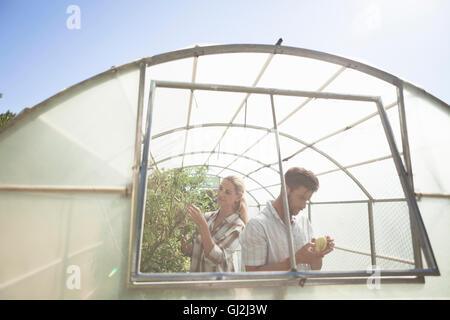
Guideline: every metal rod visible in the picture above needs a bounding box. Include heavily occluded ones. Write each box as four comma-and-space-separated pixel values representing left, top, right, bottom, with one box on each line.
155, 80, 379, 102
131, 268, 439, 286
130, 275, 425, 289
309, 198, 406, 205
334, 246, 415, 266
308, 202, 311, 223
269, 94, 297, 272
367, 201, 377, 266
375, 98, 439, 273
128, 62, 148, 279
0, 184, 129, 195
397, 85, 424, 274
134, 80, 156, 274
415, 193, 450, 199
397, 85, 414, 189
133, 62, 146, 172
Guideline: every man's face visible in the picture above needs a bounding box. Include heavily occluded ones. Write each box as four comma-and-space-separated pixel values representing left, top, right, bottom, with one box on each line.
287, 186, 313, 216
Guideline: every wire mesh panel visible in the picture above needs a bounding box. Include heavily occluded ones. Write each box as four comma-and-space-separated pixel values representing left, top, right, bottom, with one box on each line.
310, 202, 372, 271
372, 201, 415, 270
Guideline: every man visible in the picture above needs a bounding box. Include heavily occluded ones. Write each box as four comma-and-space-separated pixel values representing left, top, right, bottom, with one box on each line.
240, 167, 334, 271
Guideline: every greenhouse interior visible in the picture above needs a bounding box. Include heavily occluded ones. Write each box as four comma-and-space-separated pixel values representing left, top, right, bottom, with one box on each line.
0, 44, 448, 299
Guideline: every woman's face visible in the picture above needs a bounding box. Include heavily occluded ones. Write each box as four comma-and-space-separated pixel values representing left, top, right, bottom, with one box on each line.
217, 179, 241, 209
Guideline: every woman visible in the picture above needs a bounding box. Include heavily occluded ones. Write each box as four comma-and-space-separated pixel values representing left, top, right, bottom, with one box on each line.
181, 176, 248, 272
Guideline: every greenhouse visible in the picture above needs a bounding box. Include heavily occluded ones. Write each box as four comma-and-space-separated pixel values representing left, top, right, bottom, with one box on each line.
0, 44, 448, 299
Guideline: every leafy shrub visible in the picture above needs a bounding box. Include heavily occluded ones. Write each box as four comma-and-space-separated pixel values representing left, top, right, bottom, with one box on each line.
140, 166, 218, 273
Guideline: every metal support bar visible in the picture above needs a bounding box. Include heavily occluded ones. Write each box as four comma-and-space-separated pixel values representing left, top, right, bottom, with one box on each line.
133, 80, 156, 275
367, 201, 377, 266
334, 245, 414, 266
269, 94, 297, 272
0, 184, 130, 195
397, 85, 424, 273
155, 80, 379, 102
131, 268, 438, 289
308, 202, 311, 223
128, 62, 147, 281
375, 98, 439, 274
310, 198, 406, 205
415, 193, 450, 199
396, 85, 414, 188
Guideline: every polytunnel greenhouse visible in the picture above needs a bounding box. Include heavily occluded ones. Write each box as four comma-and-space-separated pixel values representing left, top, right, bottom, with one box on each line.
0, 44, 449, 299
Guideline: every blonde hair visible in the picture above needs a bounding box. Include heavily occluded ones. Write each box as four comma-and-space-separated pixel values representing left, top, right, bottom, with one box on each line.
223, 176, 248, 224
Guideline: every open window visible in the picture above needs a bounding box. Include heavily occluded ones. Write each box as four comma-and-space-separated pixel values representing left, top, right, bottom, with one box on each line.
128, 48, 440, 288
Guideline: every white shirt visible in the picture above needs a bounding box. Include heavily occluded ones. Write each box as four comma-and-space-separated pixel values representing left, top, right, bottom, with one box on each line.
240, 201, 314, 271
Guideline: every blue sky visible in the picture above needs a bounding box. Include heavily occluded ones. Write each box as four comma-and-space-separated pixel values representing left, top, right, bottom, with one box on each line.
1, 0, 449, 114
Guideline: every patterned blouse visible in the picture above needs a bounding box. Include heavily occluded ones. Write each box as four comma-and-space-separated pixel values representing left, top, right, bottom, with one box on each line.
184, 210, 245, 273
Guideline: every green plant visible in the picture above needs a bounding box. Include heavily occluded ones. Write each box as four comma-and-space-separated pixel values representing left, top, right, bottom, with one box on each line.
140, 166, 218, 273
0, 110, 16, 128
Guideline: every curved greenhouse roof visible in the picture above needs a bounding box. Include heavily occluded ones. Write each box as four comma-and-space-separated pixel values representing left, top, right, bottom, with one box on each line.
0, 44, 448, 299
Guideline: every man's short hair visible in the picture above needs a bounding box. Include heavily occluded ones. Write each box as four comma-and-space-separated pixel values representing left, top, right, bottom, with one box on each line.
285, 167, 319, 192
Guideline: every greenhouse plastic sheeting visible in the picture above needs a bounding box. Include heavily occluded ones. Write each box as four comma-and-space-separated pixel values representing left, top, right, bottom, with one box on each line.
0, 44, 448, 299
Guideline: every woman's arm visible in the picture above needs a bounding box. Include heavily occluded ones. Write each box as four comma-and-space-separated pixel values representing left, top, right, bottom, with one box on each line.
186, 204, 215, 255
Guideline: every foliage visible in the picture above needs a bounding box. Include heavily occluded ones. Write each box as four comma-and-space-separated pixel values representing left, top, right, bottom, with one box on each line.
0, 110, 16, 128
140, 166, 218, 273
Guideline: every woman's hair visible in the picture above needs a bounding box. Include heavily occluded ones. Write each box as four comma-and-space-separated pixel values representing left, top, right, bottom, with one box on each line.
223, 175, 248, 224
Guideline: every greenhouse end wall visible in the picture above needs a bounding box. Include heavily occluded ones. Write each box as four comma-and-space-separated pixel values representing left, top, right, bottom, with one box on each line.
0, 45, 448, 299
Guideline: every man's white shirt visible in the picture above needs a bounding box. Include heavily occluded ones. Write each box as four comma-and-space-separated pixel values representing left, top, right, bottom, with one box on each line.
240, 201, 313, 271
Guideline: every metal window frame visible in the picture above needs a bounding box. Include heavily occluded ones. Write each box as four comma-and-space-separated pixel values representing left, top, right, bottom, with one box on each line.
128, 79, 439, 288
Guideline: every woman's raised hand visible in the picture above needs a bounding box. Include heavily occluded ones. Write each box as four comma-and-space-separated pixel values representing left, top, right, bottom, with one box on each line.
186, 204, 207, 228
